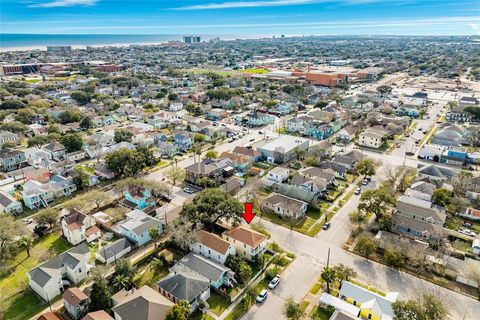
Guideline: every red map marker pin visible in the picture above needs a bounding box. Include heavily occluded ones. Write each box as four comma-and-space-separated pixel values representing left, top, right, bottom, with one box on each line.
242, 203, 256, 224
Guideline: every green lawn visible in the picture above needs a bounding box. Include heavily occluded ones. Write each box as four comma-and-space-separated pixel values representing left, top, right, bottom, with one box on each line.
306, 206, 322, 220
299, 300, 310, 312
1, 290, 47, 320
309, 282, 322, 295
310, 306, 334, 320
207, 292, 231, 316
0, 233, 72, 298
240, 68, 269, 74
190, 312, 215, 320
259, 211, 317, 236
445, 216, 480, 234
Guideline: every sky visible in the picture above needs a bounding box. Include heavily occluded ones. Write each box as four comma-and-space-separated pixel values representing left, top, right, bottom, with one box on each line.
1, 0, 479, 36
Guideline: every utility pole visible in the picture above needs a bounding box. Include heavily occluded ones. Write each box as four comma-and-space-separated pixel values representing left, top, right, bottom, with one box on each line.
326, 247, 331, 268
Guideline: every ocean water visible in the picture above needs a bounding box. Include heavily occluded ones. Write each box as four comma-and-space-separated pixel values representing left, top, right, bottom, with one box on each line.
0, 34, 220, 51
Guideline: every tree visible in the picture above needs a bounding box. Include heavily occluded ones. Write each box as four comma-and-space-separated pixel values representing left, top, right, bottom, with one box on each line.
355, 157, 381, 178
204, 150, 219, 159
89, 274, 112, 312
151, 258, 164, 273
112, 274, 131, 291
238, 262, 253, 284
304, 156, 319, 167
376, 85, 392, 97
181, 188, 243, 229
355, 235, 377, 257
114, 129, 133, 143
34, 208, 58, 229
332, 264, 357, 282
384, 247, 405, 268
432, 188, 451, 207
358, 187, 396, 221
19, 235, 34, 258
293, 146, 306, 160
114, 258, 136, 281
80, 116, 93, 129
71, 91, 91, 105
61, 133, 83, 153
15, 108, 36, 124
59, 109, 82, 124
164, 166, 185, 186
392, 294, 448, 320
165, 300, 191, 320
105, 148, 145, 176
321, 266, 337, 294
196, 176, 217, 188
452, 170, 473, 197
0, 100, 26, 110
148, 227, 160, 249
136, 145, 157, 167
194, 133, 206, 144
314, 100, 329, 109
283, 297, 304, 320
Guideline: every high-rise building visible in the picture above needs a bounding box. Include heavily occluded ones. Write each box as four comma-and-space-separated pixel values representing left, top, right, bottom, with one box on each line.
183, 36, 201, 44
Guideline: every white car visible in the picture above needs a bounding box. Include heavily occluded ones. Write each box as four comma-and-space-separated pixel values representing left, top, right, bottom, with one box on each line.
268, 276, 280, 290
183, 188, 194, 194
256, 289, 268, 303
23, 218, 33, 224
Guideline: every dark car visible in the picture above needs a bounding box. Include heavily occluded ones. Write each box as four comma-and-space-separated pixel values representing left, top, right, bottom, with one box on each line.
322, 222, 331, 230
160, 194, 172, 202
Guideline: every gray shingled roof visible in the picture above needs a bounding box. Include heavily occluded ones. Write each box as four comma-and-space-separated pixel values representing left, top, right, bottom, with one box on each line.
157, 269, 209, 302
172, 253, 231, 283
97, 238, 133, 260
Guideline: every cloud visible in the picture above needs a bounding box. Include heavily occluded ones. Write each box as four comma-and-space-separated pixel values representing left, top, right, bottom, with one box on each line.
29, 0, 99, 8
469, 22, 480, 34
171, 0, 392, 10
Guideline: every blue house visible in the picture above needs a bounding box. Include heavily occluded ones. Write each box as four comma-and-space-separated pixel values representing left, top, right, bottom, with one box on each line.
0, 148, 27, 172
122, 185, 156, 210
172, 253, 236, 289
247, 112, 276, 127
119, 209, 163, 246
440, 147, 468, 166
154, 133, 168, 145
271, 103, 294, 116
174, 133, 193, 151
396, 107, 419, 118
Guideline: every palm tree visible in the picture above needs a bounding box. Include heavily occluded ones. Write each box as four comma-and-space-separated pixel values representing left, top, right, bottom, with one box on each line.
321, 266, 337, 294
151, 258, 164, 273
19, 236, 34, 258
283, 296, 304, 320
148, 227, 160, 249
112, 274, 131, 291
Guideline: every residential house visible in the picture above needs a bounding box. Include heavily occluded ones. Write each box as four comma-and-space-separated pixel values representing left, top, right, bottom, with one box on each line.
0, 191, 23, 215
266, 167, 290, 183
157, 269, 210, 311
24, 147, 52, 167
405, 181, 436, 202
28, 243, 91, 301
0, 147, 27, 172
431, 125, 464, 147
418, 144, 446, 161
333, 150, 364, 171
82, 311, 113, 320
220, 152, 252, 173
257, 135, 309, 164
66, 151, 86, 162
263, 193, 308, 219
320, 281, 399, 320
247, 111, 276, 127
458, 207, 480, 222
472, 239, 480, 256
121, 185, 156, 211
358, 128, 386, 149
191, 230, 236, 264
393, 195, 446, 240
118, 209, 163, 246
232, 146, 261, 162
61, 209, 101, 245
318, 162, 347, 179
63, 288, 89, 320
290, 175, 328, 198
171, 253, 236, 289
156, 142, 179, 158
440, 147, 468, 166
221, 176, 245, 195
174, 133, 193, 151
43, 141, 67, 161
0, 131, 18, 145
446, 105, 473, 122
22, 180, 56, 210
301, 167, 337, 187
38, 312, 64, 320
112, 285, 174, 320
95, 162, 115, 180
96, 238, 133, 264
417, 164, 455, 181
184, 158, 234, 186
336, 125, 358, 144
222, 226, 268, 261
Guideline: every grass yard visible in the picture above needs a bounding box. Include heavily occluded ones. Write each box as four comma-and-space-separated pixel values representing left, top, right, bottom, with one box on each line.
299, 300, 310, 312
309, 282, 322, 295
0, 233, 72, 298
310, 306, 334, 320
445, 216, 480, 234
306, 206, 322, 220
259, 211, 317, 236
1, 290, 47, 320
191, 312, 215, 320
240, 68, 269, 74
207, 292, 231, 316
133, 259, 169, 287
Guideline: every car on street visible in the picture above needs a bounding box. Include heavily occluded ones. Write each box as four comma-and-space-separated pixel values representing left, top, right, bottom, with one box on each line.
268, 276, 280, 289
159, 194, 172, 202
459, 228, 477, 237
250, 138, 255, 142
256, 289, 268, 303
183, 188, 194, 194
322, 222, 331, 230
355, 187, 361, 195
362, 179, 369, 186
23, 218, 33, 224
259, 131, 263, 134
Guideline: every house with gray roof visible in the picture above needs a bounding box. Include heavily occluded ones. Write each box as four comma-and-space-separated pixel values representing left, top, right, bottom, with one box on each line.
393, 195, 446, 241
0, 190, 22, 215
28, 243, 91, 301
417, 164, 456, 181
118, 209, 162, 246
0, 147, 27, 172
43, 141, 67, 161
263, 193, 308, 219
157, 269, 210, 311
95, 238, 133, 264
171, 252, 236, 289
112, 285, 173, 320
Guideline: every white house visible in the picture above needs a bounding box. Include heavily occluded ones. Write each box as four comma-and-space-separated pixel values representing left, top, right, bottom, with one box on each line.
222, 226, 268, 261
63, 287, 89, 320
61, 209, 101, 245
358, 129, 386, 149
191, 230, 236, 264
28, 243, 91, 301
0, 191, 23, 215
266, 167, 290, 183
263, 193, 308, 220
96, 238, 133, 264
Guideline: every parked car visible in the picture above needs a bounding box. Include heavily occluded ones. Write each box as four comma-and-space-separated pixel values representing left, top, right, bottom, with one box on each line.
322, 222, 331, 230
354, 188, 361, 195
183, 188, 194, 194
362, 179, 369, 186
268, 276, 280, 290
23, 218, 33, 224
256, 289, 268, 303
159, 194, 172, 202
